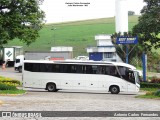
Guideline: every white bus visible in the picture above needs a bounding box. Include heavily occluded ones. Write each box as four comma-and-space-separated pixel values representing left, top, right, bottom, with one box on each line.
22, 60, 140, 94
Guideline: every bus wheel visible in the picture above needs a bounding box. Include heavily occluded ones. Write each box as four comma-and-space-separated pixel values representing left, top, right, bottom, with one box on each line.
110, 86, 119, 94
47, 83, 57, 92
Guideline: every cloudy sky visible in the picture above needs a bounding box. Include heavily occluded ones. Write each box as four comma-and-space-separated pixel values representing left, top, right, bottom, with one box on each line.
40, 0, 146, 23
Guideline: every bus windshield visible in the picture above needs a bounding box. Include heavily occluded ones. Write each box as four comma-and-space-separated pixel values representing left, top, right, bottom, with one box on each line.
134, 71, 140, 85
118, 66, 139, 84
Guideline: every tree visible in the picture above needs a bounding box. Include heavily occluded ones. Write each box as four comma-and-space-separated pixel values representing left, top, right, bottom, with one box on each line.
128, 11, 135, 16
0, 0, 45, 46
111, 32, 143, 66
132, 0, 160, 51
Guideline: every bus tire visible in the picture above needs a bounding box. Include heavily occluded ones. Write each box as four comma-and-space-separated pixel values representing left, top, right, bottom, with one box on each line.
46, 83, 57, 92
110, 86, 119, 94
18, 66, 22, 73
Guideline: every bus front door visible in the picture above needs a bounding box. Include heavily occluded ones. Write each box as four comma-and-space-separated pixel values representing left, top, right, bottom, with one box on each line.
127, 72, 136, 92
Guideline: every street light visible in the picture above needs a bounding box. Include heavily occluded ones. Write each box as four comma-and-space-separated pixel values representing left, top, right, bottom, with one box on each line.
51, 27, 56, 46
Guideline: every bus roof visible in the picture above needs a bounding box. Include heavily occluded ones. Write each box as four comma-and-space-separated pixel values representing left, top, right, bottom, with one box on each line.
24, 60, 136, 69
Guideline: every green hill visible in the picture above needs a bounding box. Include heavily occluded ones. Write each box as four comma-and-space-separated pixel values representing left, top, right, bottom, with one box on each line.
7, 15, 139, 57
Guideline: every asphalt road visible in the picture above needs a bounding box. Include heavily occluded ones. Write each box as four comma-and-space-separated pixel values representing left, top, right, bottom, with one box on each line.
0, 67, 22, 81
0, 67, 160, 120
0, 90, 160, 120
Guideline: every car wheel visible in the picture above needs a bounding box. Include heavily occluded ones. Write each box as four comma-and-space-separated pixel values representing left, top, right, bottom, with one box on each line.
19, 67, 22, 73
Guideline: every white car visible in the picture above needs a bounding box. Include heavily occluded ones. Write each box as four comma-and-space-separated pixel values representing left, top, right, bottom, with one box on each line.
14, 55, 24, 72
75, 56, 89, 60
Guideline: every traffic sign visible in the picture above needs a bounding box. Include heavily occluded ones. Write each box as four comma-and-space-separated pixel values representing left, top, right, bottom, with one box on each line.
116, 36, 138, 44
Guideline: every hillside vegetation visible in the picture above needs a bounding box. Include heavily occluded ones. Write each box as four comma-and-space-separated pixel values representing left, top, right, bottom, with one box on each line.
7, 15, 139, 57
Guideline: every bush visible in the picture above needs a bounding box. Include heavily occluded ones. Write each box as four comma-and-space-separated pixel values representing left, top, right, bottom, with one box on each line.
140, 82, 160, 88
154, 90, 160, 97
0, 77, 20, 86
150, 77, 160, 83
146, 91, 154, 96
0, 76, 20, 90
0, 84, 17, 90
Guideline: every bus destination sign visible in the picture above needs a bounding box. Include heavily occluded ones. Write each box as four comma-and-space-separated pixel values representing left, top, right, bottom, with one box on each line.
116, 36, 138, 44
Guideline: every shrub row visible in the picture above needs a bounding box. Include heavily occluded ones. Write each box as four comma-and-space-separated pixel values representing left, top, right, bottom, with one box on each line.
146, 90, 160, 97
0, 76, 20, 86
0, 76, 20, 90
0, 84, 17, 90
150, 77, 160, 83
140, 82, 160, 88
154, 90, 160, 97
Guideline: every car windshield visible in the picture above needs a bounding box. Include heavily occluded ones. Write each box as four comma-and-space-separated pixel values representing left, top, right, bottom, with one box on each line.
16, 59, 20, 63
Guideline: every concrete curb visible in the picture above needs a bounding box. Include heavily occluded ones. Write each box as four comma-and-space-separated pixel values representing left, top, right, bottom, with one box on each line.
0, 92, 27, 96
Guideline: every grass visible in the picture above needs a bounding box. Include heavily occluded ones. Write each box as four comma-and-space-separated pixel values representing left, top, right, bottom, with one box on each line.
137, 88, 160, 99
136, 95, 160, 99
0, 89, 26, 95
6, 15, 139, 57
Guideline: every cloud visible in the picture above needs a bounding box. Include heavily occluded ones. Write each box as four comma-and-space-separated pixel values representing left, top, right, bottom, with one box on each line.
40, 0, 145, 23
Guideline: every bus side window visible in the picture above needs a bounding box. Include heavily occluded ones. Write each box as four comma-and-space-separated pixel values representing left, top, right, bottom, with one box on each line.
76, 65, 83, 73
118, 66, 128, 80
105, 66, 110, 75
24, 63, 33, 71
66, 65, 71, 73
59, 64, 65, 73
82, 65, 86, 73
54, 64, 60, 72
71, 65, 76, 73
96, 66, 102, 74
110, 66, 115, 76
86, 65, 92, 74
47, 64, 53, 72
92, 65, 97, 74
101, 66, 106, 74
32, 63, 40, 72
62, 64, 68, 73
107, 66, 120, 78
39, 63, 46, 72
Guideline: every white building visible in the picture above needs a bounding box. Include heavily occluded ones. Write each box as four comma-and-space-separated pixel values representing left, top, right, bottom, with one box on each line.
87, 34, 122, 62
